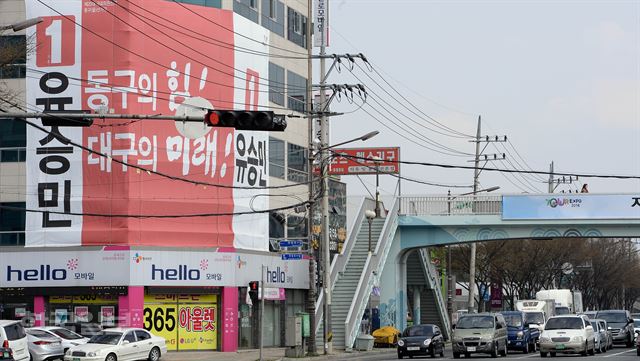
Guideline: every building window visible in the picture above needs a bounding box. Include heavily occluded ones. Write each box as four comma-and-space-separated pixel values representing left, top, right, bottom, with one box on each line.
261, 0, 284, 37
286, 214, 307, 238
0, 202, 25, 246
0, 36, 26, 79
234, 0, 259, 23
268, 63, 285, 106
287, 143, 308, 182
173, 0, 221, 7
286, 7, 307, 48
0, 118, 26, 162
287, 71, 307, 113
269, 137, 285, 179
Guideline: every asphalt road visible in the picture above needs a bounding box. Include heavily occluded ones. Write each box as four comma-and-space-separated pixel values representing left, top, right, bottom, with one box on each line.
343, 345, 640, 361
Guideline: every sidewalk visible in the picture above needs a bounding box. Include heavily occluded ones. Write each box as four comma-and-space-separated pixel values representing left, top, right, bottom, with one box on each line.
163, 347, 397, 361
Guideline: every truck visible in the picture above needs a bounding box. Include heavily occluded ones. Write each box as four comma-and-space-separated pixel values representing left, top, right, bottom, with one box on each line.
515, 299, 555, 333
535, 289, 583, 315
502, 310, 541, 353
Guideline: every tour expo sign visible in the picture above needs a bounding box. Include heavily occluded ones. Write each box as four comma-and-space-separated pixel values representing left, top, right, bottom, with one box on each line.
26, 1, 270, 250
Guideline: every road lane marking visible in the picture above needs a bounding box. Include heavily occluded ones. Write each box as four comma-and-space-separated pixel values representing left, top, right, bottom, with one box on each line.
603, 349, 636, 357
512, 353, 540, 359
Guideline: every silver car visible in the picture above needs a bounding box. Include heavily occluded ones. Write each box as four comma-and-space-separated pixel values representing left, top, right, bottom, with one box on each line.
590, 319, 607, 353
25, 329, 64, 361
28, 327, 89, 354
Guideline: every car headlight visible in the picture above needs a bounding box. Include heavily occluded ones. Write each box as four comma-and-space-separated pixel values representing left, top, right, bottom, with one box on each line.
87, 352, 97, 357
571, 336, 583, 343
398, 340, 405, 347
516, 331, 524, 340
423, 339, 432, 346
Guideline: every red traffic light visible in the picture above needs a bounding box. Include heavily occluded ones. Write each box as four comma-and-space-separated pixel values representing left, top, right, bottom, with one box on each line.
249, 281, 259, 291
204, 110, 286, 131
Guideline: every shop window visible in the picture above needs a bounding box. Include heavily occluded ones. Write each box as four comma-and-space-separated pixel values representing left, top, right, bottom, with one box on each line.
173, 0, 221, 7
234, 0, 259, 23
0, 36, 26, 79
287, 71, 307, 113
268, 63, 285, 106
0, 118, 26, 162
287, 143, 308, 182
269, 137, 284, 178
286, 7, 307, 49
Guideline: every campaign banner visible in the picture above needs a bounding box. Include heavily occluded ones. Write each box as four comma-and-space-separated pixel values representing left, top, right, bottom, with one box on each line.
25, 1, 270, 250
502, 194, 640, 220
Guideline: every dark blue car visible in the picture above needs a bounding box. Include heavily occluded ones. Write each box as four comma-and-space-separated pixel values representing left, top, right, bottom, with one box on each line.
502, 311, 539, 353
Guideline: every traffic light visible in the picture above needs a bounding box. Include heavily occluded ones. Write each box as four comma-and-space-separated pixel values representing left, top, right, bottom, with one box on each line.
248, 280, 259, 302
41, 110, 93, 127
204, 110, 286, 131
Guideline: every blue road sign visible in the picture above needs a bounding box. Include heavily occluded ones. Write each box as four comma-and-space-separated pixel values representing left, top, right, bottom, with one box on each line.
281, 253, 304, 260
279, 240, 303, 248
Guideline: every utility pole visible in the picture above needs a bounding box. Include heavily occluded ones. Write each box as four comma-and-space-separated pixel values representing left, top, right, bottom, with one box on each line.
547, 161, 578, 193
305, 0, 317, 355
467, 116, 506, 314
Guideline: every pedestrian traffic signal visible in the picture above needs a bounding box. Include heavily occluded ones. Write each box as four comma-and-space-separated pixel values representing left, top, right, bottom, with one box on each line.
204, 110, 286, 131
41, 110, 93, 127
249, 280, 259, 292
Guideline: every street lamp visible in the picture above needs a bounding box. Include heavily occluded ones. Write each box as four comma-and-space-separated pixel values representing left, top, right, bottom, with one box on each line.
445, 186, 500, 321
0, 17, 43, 32
318, 130, 379, 354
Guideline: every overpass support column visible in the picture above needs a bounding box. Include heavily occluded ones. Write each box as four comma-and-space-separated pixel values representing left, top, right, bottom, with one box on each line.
413, 288, 421, 325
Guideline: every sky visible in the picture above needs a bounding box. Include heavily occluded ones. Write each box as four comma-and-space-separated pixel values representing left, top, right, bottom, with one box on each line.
323, 0, 640, 198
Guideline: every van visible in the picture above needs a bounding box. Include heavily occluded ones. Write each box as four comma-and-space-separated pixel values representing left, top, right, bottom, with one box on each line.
0, 321, 28, 361
452, 313, 508, 358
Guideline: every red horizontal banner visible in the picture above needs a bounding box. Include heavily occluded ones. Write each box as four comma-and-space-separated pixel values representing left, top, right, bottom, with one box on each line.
329, 147, 400, 175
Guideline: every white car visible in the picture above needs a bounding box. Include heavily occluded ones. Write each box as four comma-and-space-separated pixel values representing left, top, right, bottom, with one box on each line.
28, 326, 89, 353
539, 315, 595, 357
64, 328, 167, 361
0, 320, 29, 361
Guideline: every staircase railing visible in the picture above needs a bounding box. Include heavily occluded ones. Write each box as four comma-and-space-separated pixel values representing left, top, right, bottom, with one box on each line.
344, 197, 400, 350
315, 197, 376, 333
418, 248, 451, 340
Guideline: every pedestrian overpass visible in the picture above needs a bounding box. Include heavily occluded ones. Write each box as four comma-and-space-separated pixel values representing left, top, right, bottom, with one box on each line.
316, 193, 640, 350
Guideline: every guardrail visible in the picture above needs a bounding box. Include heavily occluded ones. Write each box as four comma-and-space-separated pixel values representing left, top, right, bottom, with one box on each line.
315, 197, 376, 333
419, 248, 451, 340
344, 197, 399, 350
401, 195, 502, 216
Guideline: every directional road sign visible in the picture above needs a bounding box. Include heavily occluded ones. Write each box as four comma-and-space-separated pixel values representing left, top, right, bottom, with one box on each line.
279, 240, 304, 248
281, 253, 304, 260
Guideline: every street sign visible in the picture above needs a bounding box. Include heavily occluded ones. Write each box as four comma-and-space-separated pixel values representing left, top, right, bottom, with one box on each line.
279, 240, 304, 248
329, 147, 400, 175
281, 253, 304, 260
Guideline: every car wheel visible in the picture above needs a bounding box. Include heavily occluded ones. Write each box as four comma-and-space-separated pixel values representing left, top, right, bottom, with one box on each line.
588, 341, 595, 355
626, 334, 634, 348
397, 351, 403, 359
540, 351, 547, 358
523, 340, 529, 354
501, 341, 507, 357
453, 352, 460, 359
105, 353, 117, 361
148, 346, 161, 361
636, 348, 640, 357
580, 342, 588, 356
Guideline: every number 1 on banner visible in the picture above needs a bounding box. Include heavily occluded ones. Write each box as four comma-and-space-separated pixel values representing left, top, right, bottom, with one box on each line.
36, 16, 75, 67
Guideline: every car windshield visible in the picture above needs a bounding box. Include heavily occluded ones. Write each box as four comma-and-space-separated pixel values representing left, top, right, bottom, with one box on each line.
51, 328, 84, 340
634, 320, 640, 327
504, 315, 523, 327
403, 325, 434, 337
456, 316, 494, 329
545, 317, 584, 330
525, 312, 544, 325
88, 332, 122, 345
590, 321, 598, 330
596, 312, 627, 324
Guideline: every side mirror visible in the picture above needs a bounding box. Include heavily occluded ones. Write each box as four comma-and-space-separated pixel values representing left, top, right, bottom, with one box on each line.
434, 331, 441, 336
122, 340, 130, 345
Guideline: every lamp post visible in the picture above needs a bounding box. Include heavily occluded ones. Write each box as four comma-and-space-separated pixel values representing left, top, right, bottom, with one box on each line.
0, 17, 43, 32
317, 130, 379, 354
364, 209, 376, 334
446, 186, 500, 319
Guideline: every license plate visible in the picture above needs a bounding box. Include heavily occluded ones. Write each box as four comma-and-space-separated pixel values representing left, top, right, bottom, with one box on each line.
73, 358, 81, 361
555, 344, 566, 350
467, 346, 477, 352
407, 346, 420, 351
2, 352, 9, 358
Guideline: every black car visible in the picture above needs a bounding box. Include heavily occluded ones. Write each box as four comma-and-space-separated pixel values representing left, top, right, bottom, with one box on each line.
397, 324, 445, 359
0, 347, 14, 361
